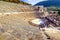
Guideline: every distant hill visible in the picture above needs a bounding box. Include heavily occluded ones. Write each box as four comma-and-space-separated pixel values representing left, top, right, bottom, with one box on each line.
35, 1, 60, 7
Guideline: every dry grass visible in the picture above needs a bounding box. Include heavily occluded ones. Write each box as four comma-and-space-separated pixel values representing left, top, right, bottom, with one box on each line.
45, 28, 60, 40
0, 35, 6, 40
0, 1, 34, 13
0, 14, 46, 40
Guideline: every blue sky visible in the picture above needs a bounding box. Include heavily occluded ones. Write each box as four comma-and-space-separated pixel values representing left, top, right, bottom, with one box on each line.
21, 0, 47, 5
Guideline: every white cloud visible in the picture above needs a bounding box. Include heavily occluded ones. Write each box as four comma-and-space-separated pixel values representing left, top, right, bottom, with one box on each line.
21, 0, 47, 5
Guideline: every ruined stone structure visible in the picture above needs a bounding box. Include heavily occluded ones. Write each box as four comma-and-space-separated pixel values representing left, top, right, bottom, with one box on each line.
34, 6, 49, 17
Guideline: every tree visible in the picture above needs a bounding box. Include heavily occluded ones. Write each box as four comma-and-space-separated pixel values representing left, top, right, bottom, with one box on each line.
0, 0, 30, 5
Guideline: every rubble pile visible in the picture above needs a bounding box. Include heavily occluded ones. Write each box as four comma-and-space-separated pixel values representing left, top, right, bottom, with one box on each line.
46, 15, 60, 27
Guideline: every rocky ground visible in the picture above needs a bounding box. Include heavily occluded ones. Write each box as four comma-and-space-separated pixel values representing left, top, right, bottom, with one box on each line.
0, 14, 46, 40
0, 14, 59, 40
0, 1, 46, 40
0, 1, 60, 40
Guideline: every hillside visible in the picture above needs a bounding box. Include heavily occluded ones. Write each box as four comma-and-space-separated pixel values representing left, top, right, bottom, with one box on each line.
0, 1, 60, 40
0, 14, 46, 40
0, 13, 60, 40
0, 1, 34, 13
35, 1, 60, 7
0, 0, 30, 5
0, 1, 46, 40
